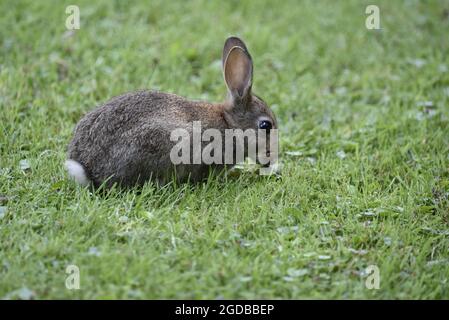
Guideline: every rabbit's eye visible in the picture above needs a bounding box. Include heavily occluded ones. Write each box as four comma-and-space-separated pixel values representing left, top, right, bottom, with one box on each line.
258, 120, 272, 130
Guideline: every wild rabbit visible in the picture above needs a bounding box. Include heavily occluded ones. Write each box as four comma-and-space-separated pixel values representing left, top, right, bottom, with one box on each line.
66, 36, 278, 188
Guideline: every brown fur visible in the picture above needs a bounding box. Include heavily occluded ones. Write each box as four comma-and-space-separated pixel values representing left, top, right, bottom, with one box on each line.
67, 37, 277, 188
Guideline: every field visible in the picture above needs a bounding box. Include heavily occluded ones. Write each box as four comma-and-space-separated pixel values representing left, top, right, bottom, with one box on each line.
1, 0, 448, 299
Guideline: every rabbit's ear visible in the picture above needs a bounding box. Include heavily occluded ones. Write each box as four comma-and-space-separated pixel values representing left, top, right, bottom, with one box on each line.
222, 36, 249, 68
223, 43, 253, 104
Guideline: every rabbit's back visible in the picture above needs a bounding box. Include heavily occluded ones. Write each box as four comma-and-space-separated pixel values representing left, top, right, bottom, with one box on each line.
67, 90, 224, 187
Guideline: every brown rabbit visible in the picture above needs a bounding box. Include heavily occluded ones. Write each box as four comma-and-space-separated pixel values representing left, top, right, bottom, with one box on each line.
66, 37, 278, 188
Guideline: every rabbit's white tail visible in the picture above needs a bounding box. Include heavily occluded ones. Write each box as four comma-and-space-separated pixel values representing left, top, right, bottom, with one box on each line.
65, 159, 90, 186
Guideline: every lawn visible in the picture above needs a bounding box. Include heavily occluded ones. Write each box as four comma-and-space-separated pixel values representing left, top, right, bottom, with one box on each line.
1, 0, 448, 299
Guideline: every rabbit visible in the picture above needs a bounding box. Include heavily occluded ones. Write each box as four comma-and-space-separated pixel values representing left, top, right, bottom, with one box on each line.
66, 36, 278, 188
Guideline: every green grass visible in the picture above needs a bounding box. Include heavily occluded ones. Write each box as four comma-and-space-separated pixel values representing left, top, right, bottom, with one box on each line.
1, 0, 449, 299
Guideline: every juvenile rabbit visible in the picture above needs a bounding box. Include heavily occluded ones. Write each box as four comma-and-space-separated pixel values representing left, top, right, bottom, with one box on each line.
66, 37, 278, 188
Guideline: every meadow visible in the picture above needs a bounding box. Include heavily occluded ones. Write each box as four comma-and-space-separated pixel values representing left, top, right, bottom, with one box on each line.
0, 0, 448, 299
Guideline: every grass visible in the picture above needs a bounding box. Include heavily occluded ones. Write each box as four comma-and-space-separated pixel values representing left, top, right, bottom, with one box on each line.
1, 0, 449, 299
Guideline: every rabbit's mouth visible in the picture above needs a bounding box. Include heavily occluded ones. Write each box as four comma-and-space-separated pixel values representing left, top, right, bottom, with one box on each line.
255, 151, 272, 167
261, 151, 271, 167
